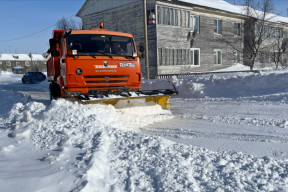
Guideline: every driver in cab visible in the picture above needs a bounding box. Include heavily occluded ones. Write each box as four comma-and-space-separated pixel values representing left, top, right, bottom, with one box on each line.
112, 42, 123, 54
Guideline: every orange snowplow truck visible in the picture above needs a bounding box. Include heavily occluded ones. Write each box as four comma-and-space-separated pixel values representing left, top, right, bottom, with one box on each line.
47, 23, 177, 110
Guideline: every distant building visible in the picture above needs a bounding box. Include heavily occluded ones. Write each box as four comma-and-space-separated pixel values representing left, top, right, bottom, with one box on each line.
76, 0, 288, 78
0, 54, 47, 74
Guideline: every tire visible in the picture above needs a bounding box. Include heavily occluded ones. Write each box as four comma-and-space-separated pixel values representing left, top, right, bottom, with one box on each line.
49, 84, 54, 101
30, 79, 33, 84
22, 79, 26, 84
49, 82, 62, 102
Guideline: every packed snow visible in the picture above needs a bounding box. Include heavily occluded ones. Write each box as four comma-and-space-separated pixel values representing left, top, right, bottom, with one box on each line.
1, 65, 288, 191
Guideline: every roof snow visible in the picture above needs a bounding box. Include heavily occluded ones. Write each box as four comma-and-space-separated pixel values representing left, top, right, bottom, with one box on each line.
179, 0, 288, 24
0, 54, 46, 61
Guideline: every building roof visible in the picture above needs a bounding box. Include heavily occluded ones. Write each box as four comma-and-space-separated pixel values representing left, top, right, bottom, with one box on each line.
0, 54, 46, 61
179, 0, 288, 24
76, 0, 288, 24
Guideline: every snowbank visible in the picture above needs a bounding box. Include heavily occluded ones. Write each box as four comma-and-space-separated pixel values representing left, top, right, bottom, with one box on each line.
142, 72, 288, 99
4, 96, 288, 191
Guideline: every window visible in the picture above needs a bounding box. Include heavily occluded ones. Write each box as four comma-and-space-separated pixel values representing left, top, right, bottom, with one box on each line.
25, 61, 30, 66
7, 68, 12, 72
174, 49, 178, 65
186, 11, 190, 27
157, 6, 161, 24
163, 48, 167, 65
182, 10, 186, 27
171, 49, 175, 65
190, 15, 199, 32
214, 50, 222, 64
169, 8, 173, 25
158, 48, 193, 65
183, 49, 186, 64
156, 6, 191, 27
162, 7, 165, 25
234, 23, 241, 36
166, 49, 170, 65
158, 48, 162, 66
234, 51, 241, 64
179, 10, 182, 27
6, 61, 11, 66
0, 61, 2, 65
191, 48, 200, 65
16, 61, 20, 66
33, 61, 38, 65
214, 20, 222, 35
178, 49, 182, 65
174, 9, 178, 26
165, 7, 169, 25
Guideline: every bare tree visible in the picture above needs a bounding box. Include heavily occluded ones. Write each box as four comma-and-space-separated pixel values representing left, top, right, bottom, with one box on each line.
55, 16, 82, 30
268, 28, 288, 70
221, 0, 277, 70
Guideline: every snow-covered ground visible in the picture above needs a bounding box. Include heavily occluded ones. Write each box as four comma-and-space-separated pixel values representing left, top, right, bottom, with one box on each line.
1, 66, 288, 191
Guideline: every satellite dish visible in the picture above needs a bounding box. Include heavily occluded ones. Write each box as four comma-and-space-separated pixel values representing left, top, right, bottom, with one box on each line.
190, 39, 194, 48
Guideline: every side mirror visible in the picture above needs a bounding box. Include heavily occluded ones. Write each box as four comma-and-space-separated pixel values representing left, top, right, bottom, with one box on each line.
139, 42, 144, 52
51, 51, 60, 57
49, 39, 56, 50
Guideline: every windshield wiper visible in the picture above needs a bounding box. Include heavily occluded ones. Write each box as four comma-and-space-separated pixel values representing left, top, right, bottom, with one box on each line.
90, 50, 114, 59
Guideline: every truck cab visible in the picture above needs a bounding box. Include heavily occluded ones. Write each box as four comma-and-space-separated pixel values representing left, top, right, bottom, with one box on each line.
47, 25, 142, 98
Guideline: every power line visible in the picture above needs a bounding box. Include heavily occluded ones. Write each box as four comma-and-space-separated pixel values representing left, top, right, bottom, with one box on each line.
0, 0, 101, 43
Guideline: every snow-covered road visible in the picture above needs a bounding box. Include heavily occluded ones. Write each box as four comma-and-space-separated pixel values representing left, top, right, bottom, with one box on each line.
1, 67, 288, 191
143, 99, 288, 159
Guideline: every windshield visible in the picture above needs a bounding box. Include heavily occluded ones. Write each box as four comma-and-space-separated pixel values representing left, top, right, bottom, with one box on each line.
66, 34, 136, 57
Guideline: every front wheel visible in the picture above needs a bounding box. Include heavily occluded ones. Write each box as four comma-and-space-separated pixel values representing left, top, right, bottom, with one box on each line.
49, 82, 61, 102
22, 79, 26, 84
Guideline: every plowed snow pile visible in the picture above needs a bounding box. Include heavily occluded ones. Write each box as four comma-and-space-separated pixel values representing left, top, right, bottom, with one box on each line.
1, 68, 288, 191
142, 71, 288, 99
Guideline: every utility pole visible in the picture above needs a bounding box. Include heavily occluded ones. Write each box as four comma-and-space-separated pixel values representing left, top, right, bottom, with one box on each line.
143, 0, 149, 80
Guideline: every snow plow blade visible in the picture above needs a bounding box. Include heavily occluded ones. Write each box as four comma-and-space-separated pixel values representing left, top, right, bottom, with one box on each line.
64, 90, 178, 110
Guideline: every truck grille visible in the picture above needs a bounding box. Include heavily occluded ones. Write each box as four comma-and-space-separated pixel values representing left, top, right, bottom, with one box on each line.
83, 75, 129, 84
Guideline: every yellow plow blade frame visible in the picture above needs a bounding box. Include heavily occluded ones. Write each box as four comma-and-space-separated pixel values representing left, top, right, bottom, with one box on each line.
65, 95, 172, 110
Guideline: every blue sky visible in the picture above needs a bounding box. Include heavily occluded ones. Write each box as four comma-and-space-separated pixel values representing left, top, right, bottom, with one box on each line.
0, 0, 287, 55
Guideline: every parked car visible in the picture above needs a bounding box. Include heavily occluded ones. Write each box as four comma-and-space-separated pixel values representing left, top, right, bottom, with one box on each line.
22, 72, 46, 84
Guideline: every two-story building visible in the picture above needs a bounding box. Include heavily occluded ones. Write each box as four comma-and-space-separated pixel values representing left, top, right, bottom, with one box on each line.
0, 54, 47, 74
76, 0, 288, 78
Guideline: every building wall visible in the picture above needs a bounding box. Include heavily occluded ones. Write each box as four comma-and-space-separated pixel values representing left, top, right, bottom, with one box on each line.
244, 21, 288, 69
156, 3, 245, 75
0, 60, 47, 73
78, 0, 288, 78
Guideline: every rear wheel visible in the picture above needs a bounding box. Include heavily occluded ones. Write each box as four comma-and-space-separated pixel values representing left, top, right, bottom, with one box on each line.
30, 79, 33, 84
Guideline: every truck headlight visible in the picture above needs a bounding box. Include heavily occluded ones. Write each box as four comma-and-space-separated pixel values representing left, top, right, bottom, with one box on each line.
119, 63, 135, 67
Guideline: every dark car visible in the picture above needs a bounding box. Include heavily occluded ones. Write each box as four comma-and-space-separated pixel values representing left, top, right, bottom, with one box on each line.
22, 72, 46, 84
